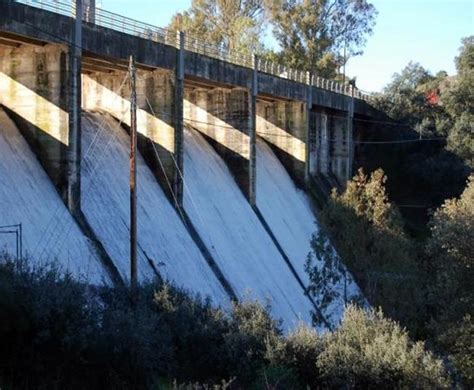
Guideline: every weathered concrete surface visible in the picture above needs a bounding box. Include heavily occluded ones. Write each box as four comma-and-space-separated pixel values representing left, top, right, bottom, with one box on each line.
309, 109, 352, 186
329, 113, 351, 184
0, 43, 71, 196
184, 86, 254, 201
256, 100, 307, 185
82, 69, 182, 204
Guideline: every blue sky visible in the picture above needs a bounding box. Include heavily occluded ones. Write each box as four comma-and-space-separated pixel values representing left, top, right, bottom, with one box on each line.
101, 0, 473, 92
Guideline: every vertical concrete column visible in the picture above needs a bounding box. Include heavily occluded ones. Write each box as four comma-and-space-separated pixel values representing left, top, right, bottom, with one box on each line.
174, 31, 184, 208
248, 54, 257, 206
319, 113, 329, 175
346, 87, 355, 182
83, 0, 96, 23
330, 115, 345, 181
67, 0, 83, 214
305, 72, 313, 183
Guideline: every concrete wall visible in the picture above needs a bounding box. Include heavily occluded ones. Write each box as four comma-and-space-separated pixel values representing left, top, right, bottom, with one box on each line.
0, 43, 72, 197
184, 86, 254, 202
82, 69, 183, 205
310, 109, 352, 186
256, 100, 308, 185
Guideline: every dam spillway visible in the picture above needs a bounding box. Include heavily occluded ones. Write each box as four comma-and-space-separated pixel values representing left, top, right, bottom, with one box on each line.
0, 0, 381, 331
0, 105, 361, 328
183, 127, 314, 327
256, 138, 360, 324
0, 108, 104, 283
81, 111, 230, 305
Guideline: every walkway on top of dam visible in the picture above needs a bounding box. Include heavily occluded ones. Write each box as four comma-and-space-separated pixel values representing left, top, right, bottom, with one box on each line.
0, 0, 381, 118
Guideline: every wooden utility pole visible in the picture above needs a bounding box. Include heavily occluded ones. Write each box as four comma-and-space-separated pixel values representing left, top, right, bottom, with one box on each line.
129, 55, 138, 294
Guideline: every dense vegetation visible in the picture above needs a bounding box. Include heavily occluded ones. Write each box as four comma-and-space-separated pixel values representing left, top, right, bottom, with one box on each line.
0, 257, 449, 389
361, 37, 473, 233
305, 40, 473, 386
306, 169, 473, 387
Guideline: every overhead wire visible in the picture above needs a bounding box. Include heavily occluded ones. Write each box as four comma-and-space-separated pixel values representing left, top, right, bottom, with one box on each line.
50, 107, 129, 263
142, 95, 223, 258
33, 73, 129, 261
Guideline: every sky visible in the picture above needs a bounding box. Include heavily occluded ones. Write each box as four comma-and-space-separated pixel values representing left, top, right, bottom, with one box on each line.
100, 0, 473, 92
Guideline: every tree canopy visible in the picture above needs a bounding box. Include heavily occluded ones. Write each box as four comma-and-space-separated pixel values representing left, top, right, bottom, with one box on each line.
168, 0, 377, 78
168, 0, 266, 56
266, 0, 377, 78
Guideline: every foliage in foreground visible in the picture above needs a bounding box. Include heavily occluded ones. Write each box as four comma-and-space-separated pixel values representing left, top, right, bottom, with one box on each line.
306, 169, 473, 387
0, 256, 449, 389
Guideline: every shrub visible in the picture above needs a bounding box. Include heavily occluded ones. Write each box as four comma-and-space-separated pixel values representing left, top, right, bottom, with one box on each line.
279, 324, 323, 387
317, 305, 450, 388
0, 255, 452, 389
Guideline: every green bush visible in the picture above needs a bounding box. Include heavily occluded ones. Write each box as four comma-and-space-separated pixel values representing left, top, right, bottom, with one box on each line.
0, 257, 279, 388
0, 256, 451, 389
278, 324, 323, 387
317, 305, 450, 389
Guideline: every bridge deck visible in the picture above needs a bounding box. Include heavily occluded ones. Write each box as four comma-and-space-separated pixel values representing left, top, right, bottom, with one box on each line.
0, 0, 382, 117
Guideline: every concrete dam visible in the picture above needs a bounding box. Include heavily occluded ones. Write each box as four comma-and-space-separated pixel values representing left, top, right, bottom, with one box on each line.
0, 0, 381, 329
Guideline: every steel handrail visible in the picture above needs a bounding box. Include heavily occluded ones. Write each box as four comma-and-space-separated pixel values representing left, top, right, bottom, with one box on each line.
14, 0, 371, 101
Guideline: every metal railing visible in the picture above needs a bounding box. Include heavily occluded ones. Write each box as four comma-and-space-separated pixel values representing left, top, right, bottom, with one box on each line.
15, 0, 370, 101
18, 0, 75, 17
94, 6, 174, 46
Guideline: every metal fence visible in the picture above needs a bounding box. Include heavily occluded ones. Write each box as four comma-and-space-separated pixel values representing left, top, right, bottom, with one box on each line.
15, 0, 370, 101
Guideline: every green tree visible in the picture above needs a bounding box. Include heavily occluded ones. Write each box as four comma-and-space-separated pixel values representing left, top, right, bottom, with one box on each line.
168, 0, 265, 56
305, 230, 362, 327
441, 36, 474, 167
372, 62, 450, 137
427, 175, 474, 385
266, 0, 377, 77
310, 169, 424, 333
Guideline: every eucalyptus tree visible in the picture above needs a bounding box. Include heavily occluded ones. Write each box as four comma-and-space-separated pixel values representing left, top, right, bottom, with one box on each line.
168, 0, 266, 57
265, 0, 377, 78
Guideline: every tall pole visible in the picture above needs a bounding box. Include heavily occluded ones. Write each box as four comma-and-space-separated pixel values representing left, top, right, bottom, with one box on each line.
129, 55, 138, 294
305, 71, 313, 182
